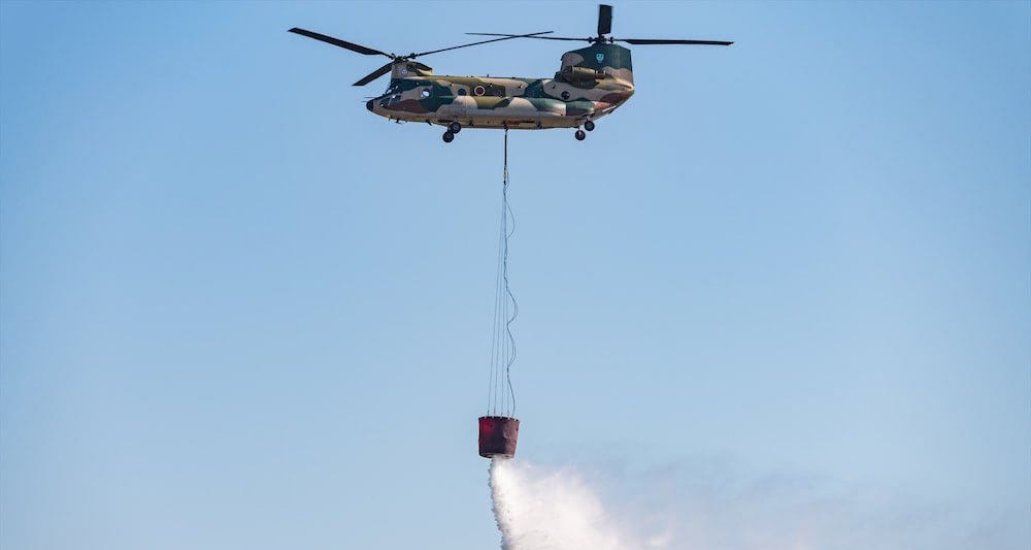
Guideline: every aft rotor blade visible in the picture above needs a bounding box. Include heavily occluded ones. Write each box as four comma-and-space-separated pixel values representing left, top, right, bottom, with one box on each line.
619, 38, 734, 46
288, 27, 394, 58
598, 4, 613, 36
466, 33, 587, 42
353, 61, 395, 87
412, 31, 555, 58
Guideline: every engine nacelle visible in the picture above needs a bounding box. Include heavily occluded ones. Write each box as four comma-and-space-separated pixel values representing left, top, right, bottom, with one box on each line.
560, 65, 604, 84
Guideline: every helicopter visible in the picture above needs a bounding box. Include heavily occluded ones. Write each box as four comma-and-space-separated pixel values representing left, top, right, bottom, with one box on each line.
290, 4, 731, 143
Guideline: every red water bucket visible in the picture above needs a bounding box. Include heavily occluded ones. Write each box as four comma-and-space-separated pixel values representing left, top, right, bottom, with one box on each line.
478, 416, 520, 458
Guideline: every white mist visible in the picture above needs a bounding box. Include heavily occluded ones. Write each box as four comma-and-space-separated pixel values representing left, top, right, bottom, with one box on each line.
489, 457, 642, 550
485, 457, 1022, 550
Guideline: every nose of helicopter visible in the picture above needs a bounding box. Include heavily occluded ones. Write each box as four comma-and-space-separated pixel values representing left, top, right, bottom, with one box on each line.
366, 99, 375, 112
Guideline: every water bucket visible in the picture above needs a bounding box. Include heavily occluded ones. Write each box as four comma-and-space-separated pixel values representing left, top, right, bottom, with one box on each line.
478, 416, 520, 458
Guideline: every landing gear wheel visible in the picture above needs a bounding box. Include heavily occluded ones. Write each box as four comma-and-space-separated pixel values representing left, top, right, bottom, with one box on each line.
448, 122, 462, 134
575, 129, 586, 141
443, 131, 455, 143
584, 120, 595, 132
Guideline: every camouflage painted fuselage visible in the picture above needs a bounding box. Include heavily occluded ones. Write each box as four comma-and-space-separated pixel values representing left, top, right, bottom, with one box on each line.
366, 43, 634, 129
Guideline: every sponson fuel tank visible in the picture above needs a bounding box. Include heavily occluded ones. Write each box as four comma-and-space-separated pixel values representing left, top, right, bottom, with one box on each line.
478, 416, 520, 458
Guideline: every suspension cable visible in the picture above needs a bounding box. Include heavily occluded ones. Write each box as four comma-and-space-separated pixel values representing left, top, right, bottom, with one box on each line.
486, 128, 517, 417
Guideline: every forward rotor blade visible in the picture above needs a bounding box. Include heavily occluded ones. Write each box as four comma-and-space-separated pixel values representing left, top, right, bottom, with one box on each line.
353, 61, 395, 87
465, 32, 588, 42
412, 31, 555, 58
619, 38, 734, 46
598, 4, 613, 36
288, 27, 394, 58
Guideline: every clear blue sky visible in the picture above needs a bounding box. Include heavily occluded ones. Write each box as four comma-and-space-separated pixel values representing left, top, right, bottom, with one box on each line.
2, 1, 1028, 549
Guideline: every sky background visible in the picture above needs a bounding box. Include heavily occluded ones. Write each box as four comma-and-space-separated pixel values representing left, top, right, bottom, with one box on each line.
2, 1, 1029, 549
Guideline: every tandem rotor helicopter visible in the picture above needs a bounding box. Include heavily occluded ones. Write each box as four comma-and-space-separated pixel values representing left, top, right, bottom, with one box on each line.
290, 4, 732, 143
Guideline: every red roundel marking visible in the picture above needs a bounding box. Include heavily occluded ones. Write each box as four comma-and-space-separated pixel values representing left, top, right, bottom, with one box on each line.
473, 85, 485, 96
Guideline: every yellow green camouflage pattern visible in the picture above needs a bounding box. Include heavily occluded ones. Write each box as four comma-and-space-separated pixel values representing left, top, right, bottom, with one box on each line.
366, 43, 634, 131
